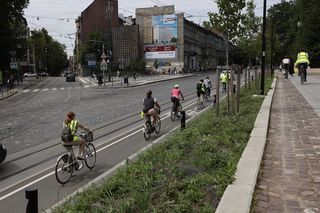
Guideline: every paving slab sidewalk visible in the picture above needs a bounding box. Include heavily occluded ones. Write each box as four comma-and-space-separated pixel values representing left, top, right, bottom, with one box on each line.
252, 73, 320, 213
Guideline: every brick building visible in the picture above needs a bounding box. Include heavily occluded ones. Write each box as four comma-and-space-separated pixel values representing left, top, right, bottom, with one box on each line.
77, 0, 119, 45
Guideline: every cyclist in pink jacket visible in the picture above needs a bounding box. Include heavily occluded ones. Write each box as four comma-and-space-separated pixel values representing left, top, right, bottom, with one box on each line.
171, 84, 184, 112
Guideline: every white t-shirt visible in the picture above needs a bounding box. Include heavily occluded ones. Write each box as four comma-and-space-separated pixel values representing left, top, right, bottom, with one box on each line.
282, 58, 290, 64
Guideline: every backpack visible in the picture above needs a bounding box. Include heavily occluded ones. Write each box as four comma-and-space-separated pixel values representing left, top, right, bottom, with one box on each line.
196, 83, 202, 91
61, 125, 73, 142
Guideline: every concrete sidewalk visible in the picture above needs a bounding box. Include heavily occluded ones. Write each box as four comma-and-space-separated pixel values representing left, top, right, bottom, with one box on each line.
252, 73, 320, 212
0, 77, 44, 101
78, 73, 195, 88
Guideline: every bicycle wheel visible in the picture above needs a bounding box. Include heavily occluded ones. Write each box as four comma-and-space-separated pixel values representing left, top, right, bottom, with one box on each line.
84, 143, 96, 169
170, 106, 176, 121
177, 104, 182, 118
55, 154, 73, 184
300, 71, 304, 85
143, 123, 151, 140
154, 116, 161, 134
197, 98, 201, 109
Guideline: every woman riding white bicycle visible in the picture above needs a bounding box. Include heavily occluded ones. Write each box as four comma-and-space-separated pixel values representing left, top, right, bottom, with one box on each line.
63, 112, 91, 160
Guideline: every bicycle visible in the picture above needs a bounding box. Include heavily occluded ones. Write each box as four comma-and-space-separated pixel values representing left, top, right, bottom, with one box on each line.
143, 115, 161, 141
299, 64, 306, 85
55, 132, 96, 184
197, 94, 205, 110
170, 101, 182, 121
283, 67, 289, 79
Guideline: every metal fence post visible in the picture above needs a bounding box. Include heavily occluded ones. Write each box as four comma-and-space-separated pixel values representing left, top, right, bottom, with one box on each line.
25, 187, 38, 213
181, 111, 186, 130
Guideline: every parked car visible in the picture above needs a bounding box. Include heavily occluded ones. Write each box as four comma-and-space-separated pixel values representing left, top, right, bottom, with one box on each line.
0, 143, 7, 165
23, 72, 37, 78
66, 73, 76, 82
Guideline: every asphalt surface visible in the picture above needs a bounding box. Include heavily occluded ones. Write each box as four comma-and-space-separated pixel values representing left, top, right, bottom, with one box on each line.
0, 72, 221, 212
0, 74, 213, 154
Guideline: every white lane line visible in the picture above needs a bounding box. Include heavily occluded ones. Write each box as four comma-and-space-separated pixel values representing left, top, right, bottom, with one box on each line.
32, 89, 40, 92
51, 88, 57, 91
0, 114, 170, 201
78, 77, 85, 84
84, 85, 90, 88
22, 90, 30, 93
43, 88, 49, 91
60, 87, 65, 90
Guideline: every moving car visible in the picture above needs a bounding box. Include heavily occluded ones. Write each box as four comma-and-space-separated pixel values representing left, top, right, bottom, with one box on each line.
23, 72, 37, 78
66, 73, 76, 82
0, 143, 7, 165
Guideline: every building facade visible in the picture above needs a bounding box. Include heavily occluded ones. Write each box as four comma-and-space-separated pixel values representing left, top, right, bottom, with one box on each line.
136, 5, 226, 72
77, 0, 119, 45
112, 25, 140, 68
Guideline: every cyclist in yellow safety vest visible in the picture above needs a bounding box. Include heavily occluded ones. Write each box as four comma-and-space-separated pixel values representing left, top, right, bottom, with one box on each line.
295, 51, 310, 82
64, 112, 91, 160
220, 71, 228, 92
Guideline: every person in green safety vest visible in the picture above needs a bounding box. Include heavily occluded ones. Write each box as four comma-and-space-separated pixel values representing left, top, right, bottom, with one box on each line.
64, 112, 91, 160
295, 50, 310, 82
220, 71, 228, 92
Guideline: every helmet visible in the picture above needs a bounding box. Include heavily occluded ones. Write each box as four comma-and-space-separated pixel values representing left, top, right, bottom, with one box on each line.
174, 84, 179, 88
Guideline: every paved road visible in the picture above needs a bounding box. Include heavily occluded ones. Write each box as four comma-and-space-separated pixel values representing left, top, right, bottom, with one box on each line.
0, 72, 221, 212
0, 74, 215, 154
253, 73, 320, 213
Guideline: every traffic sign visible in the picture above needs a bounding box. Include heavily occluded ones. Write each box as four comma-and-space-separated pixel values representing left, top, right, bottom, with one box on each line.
101, 59, 107, 70
101, 53, 107, 59
10, 62, 18, 69
87, 60, 96, 68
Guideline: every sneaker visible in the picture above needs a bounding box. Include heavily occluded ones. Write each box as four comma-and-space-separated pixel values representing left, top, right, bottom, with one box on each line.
77, 156, 84, 160
75, 161, 83, 170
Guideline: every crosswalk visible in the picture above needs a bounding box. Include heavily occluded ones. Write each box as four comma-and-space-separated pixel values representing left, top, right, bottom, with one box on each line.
21, 86, 91, 93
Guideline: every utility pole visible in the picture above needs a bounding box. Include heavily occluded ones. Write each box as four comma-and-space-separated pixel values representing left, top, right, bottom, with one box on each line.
270, 16, 274, 77
106, 1, 113, 83
260, 0, 267, 95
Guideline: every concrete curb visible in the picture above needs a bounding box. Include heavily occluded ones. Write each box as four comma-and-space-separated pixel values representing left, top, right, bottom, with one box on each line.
0, 79, 44, 101
0, 91, 18, 101
215, 77, 277, 213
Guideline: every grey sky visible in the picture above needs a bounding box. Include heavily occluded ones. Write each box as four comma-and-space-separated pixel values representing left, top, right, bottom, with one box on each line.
24, 0, 281, 56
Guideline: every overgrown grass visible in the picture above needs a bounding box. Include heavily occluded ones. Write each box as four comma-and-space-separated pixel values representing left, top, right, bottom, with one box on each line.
53, 78, 273, 213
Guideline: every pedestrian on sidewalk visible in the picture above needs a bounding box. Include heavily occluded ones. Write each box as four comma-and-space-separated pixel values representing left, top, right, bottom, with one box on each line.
133, 72, 137, 80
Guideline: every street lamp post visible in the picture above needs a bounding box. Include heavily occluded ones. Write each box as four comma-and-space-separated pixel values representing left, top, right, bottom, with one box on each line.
106, 2, 113, 83
260, 0, 267, 95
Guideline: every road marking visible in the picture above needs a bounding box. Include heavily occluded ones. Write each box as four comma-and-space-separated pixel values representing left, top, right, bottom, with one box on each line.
84, 85, 90, 88
78, 77, 87, 84
22, 90, 30, 93
43, 88, 49, 91
0, 114, 170, 201
51, 88, 57, 91
32, 89, 40, 92
60, 87, 65, 90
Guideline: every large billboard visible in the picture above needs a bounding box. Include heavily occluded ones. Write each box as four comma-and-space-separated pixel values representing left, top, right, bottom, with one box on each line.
145, 14, 178, 59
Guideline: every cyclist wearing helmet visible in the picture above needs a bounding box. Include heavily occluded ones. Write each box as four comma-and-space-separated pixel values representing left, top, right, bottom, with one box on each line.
171, 84, 184, 112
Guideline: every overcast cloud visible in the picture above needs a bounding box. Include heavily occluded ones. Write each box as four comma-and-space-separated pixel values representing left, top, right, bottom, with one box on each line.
24, 0, 281, 56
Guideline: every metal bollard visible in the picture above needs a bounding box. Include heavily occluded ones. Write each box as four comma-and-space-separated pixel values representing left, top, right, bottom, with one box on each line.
213, 94, 217, 104
251, 75, 254, 82
233, 84, 236, 94
25, 187, 38, 213
181, 111, 186, 130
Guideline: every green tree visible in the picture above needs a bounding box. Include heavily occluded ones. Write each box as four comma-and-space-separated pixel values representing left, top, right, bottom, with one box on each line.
204, 0, 246, 44
30, 29, 67, 76
0, 0, 30, 69
237, 0, 261, 66
78, 31, 106, 64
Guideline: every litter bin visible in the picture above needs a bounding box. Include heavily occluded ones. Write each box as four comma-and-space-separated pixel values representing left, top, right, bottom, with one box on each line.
124, 77, 128, 84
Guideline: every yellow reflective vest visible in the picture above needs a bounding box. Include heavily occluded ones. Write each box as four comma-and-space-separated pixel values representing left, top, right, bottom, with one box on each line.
220, 73, 228, 83
296, 52, 310, 65
68, 120, 78, 136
